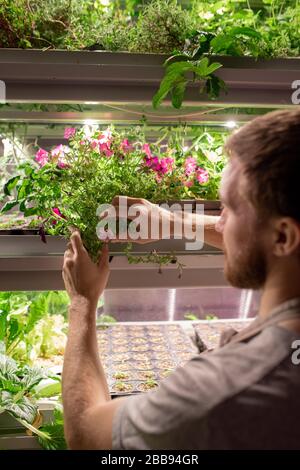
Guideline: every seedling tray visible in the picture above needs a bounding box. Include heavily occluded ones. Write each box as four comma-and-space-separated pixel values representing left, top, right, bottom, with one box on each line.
97, 323, 197, 395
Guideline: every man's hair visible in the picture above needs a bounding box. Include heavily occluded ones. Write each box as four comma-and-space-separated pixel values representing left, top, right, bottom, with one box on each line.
224, 108, 300, 222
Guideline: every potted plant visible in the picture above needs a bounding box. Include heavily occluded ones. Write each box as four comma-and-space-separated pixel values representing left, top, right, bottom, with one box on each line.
1, 124, 225, 269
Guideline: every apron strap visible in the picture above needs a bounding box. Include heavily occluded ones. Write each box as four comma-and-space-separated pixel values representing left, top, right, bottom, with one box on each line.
223, 308, 300, 346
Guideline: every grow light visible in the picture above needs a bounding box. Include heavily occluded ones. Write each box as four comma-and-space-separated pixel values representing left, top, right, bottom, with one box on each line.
225, 121, 237, 129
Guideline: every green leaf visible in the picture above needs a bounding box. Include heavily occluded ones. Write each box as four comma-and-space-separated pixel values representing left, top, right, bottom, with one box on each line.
164, 53, 190, 66
17, 180, 31, 200
4, 176, 21, 196
184, 313, 199, 321
0, 312, 7, 341
205, 62, 223, 76
229, 27, 263, 40
97, 314, 117, 324
152, 61, 194, 108
193, 58, 222, 78
205, 314, 219, 320
19, 200, 37, 217
171, 79, 187, 109
26, 294, 48, 334
18, 163, 34, 177
192, 32, 216, 59
34, 379, 61, 398
205, 75, 227, 100
20, 365, 50, 392
0, 200, 19, 213
211, 34, 234, 53
38, 405, 66, 450
7, 318, 21, 344
24, 207, 38, 217
194, 57, 209, 76
37, 423, 67, 450
0, 355, 22, 392
2, 393, 38, 424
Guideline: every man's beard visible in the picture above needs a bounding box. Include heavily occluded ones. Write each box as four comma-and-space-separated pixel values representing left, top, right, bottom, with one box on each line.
224, 242, 268, 290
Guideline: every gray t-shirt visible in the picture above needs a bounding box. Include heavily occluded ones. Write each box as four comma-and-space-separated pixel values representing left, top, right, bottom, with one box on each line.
112, 301, 300, 450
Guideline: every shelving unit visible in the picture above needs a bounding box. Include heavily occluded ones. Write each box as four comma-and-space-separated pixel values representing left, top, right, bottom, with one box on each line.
1, 50, 297, 293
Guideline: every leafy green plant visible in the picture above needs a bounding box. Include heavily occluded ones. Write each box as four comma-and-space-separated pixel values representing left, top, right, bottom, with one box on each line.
0, 0, 118, 50
128, 0, 195, 53
152, 23, 265, 108
113, 372, 129, 380
124, 242, 186, 278
0, 291, 68, 364
152, 56, 225, 109
144, 379, 158, 388
37, 407, 66, 450
97, 314, 117, 325
205, 314, 219, 320
184, 312, 199, 321
191, 0, 300, 58
0, 351, 66, 449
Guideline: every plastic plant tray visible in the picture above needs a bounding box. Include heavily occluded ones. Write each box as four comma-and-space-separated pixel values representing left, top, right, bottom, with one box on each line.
192, 319, 252, 350
97, 323, 198, 395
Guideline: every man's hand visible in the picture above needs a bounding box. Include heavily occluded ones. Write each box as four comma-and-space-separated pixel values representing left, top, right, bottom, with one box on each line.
107, 196, 176, 244
62, 231, 109, 306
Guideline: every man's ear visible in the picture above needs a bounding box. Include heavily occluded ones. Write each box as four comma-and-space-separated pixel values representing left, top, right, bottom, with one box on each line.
272, 217, 300, 257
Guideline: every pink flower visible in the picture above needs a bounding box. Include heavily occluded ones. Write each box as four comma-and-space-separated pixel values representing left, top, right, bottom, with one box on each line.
154, 163, 163, 173
142, 143, 152, 158
52, 207, 64, 225
196, 167, 209, 184
160, 157, 174, 174
51, 144, 64, 158
51, 144, 70, 168
35, 148, 49, 167
99, 142, 114, 157
64, 127, 76, 139
120, 139, 133, 153
57, 159, 67, 169
184, 157, 197, 176
144, 156, 152, 167
90, 139, 100, 152
166, 157, 175, 165
144, 154, 174, 177
98, 128, 112, 144
152, 156, 159, 165
53, 207, 63, 217
183, 180, 193, 188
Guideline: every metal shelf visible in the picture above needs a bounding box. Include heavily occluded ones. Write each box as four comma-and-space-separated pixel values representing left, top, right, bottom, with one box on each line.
1, 50, 299, 107
0, 253, 226, 291
0, 234, 225, 290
